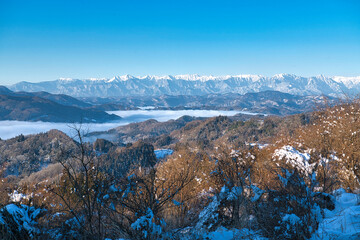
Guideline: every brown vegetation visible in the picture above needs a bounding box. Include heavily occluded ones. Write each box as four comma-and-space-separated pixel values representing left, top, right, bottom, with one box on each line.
1, 99, 360, 239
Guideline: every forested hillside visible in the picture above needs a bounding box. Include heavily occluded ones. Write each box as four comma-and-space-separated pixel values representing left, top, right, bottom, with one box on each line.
0, 101, 360, 239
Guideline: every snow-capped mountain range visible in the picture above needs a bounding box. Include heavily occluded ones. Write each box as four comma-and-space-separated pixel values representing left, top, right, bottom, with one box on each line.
8, 74, 360, 97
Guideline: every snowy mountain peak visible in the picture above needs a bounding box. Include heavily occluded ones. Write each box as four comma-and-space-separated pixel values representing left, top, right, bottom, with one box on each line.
174, 74, 202, 81
140, 75, 175, 80
108, 74, 135, 82
272, 73, 299, 79
314, 74, 329, 81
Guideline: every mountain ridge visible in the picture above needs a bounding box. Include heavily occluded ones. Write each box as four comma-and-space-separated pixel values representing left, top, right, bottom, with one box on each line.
8, 74, 360, 98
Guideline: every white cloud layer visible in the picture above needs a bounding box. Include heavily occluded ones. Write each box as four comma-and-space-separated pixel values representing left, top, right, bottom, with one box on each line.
0, 109, 255, 140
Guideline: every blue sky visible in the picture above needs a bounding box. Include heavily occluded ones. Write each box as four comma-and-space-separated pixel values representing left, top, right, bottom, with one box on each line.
0, 0, 359, 84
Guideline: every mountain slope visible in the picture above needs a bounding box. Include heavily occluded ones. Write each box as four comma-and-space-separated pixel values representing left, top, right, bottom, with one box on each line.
8, 74, 356, 97
86, 91, 331, 115
0, 129, 77, 179
87, 115, 199, 143
0, 94, 121, 123
0, 86, 91, 108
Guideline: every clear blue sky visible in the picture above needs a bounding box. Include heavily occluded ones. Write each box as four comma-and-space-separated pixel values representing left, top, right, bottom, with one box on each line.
0, 0, 359, 84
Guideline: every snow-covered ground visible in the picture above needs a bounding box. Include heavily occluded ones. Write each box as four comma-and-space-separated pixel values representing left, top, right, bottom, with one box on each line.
0, 204, 44, 238
1, 188, 359, 239
204, 227, 265, 240
202, 188, 360, 240
312, 189, 360, 239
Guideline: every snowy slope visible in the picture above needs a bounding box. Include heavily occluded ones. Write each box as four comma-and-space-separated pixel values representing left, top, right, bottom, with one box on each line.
333, 76, 360, 93
312, 189, 360, 239
199, 188, 360, 240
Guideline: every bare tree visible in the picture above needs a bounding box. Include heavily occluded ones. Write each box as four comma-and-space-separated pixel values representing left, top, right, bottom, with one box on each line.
105, 149, 199, 239
50, 126, 112, 240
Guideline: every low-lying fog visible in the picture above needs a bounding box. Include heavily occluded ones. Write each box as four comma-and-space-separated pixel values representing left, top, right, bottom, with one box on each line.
107, 109, 258, 122
0, 109, 258, 140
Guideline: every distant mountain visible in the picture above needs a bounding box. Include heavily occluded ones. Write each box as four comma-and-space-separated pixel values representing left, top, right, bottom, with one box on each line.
87, 91, 332, 116
8, 74, 360, 97
0, 86, 13, 95
0, 94, 121, 123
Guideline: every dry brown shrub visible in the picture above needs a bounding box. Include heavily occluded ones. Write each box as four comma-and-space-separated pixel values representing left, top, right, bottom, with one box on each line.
151, 146, 215, 229
267, 99, 360, 191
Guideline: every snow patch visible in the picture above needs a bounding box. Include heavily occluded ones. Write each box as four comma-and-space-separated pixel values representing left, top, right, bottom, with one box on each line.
154, 149, 174, 159
9, 190, 30, 203
273, 146, 315, 175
